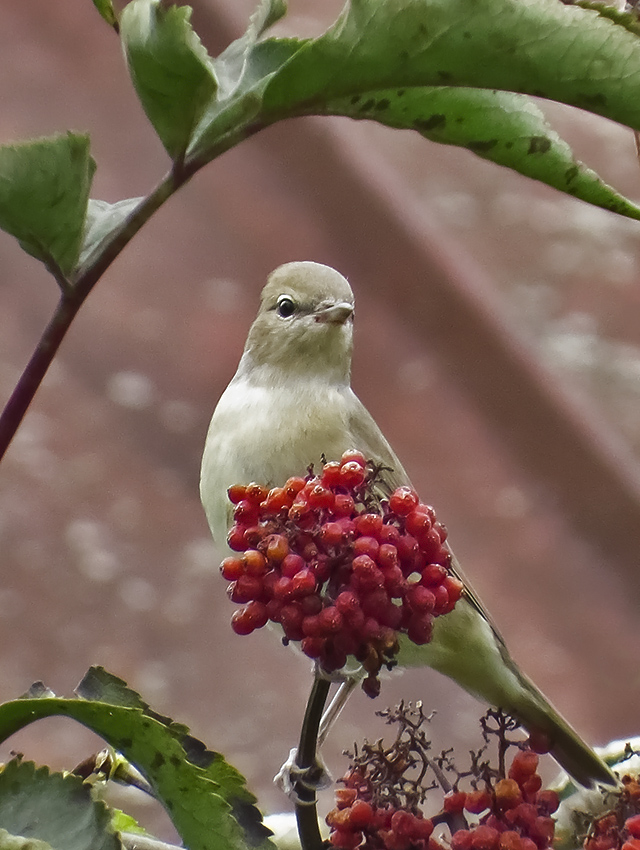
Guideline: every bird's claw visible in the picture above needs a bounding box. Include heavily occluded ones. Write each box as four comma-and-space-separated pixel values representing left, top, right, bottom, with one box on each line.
274, 747, 333, 803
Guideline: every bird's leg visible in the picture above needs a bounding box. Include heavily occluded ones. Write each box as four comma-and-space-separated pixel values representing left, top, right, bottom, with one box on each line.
318, 675, 359, 747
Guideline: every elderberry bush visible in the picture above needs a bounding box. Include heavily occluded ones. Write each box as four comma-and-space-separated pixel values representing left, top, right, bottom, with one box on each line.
220, 451, 463, 695
326, 706, 560, 850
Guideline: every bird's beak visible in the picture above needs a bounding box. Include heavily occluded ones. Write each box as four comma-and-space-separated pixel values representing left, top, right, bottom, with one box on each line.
314, 302, 354, 325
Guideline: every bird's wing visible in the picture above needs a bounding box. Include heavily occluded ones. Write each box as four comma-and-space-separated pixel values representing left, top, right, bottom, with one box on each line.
346, 390, 509, 648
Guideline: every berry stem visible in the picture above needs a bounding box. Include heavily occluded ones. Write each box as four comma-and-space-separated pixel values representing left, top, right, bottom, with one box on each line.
295, 672, 332, 850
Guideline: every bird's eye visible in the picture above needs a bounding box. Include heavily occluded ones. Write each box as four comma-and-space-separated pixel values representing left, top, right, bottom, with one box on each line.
276, 296, 296, 318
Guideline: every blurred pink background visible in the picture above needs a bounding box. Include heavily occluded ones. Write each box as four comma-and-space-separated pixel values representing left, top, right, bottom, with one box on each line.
1, 0, 639, 839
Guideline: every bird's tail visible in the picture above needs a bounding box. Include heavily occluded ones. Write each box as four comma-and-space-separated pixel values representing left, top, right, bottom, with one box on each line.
397, 601, 617, 788
508, 664, 617, 788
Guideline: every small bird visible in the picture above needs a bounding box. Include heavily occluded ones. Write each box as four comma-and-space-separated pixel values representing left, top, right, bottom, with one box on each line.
200, 260, 616, 788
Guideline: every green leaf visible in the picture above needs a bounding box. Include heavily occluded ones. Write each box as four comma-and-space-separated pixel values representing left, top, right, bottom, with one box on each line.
187, 1, 302, 161
324, 87, 640, 219
0, 830, 53, 850
0, 668, 274, 850
91, 0, 119, 30
261, 0, 640, 132
0, 133, 94, 277
0, 759, 120, 850
120, 0, 218, 159
79, 197, 143, 268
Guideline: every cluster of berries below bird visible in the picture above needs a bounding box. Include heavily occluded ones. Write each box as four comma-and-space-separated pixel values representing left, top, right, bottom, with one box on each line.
221, 450, 463, 695
327, 749, 559, 850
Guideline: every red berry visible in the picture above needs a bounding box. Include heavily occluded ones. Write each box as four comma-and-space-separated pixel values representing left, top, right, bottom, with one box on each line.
530, 816, 554, 848
291, 568, 317, 596
444, 791, 467, 814
318, 606, 344, 634
321, 461, 342, 488
407, 613, 433, 645
340, 461, 366, 488
262, 487, 291, 513
405, 509, 433, 538
389, 486, 419, 516
301, 636, 325, 658
231, 607, 255, 635
334, 789, 357, 809
220, 557, 244, 580
280, 603, 304, 638
245, 482, 268, 504
307, 483, 335, 510
494, 779, 522, 810
526, 730, 551, 755
242, 549, 268, 576
228, 484, 247, 504
354, 513, 384, 538
465, 790, 492, 814
499, 833, 524, 850
281, 553, 305, 577
330, 829, 362, 849
354, 536, 380, 559
420, 563, 447, 586
351, 555, 385, 590
521, 774, 542, 799
406, 585, 436, 613
234, 499, 260, 524
534, 790, 558, 816
227, 525, 248, 551
509, 751, 539, 783
451, 830, 473, 850
627, 817, 640, 840
396, 534, 419, 567
243, 600, 268, 629
348, 800, 374, 828
321, 521, 346, 548
334, 493, 356, 517
284, 476, 306, 496
340, 449, 367, 467
265, 534, 289, 563
377, 543, 399, 570
471, 826, 500, 850
229, 574, 263, 602
379, 524, 401, 546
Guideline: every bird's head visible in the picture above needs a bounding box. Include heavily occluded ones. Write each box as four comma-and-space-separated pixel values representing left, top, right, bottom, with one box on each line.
240, 261, 355, 385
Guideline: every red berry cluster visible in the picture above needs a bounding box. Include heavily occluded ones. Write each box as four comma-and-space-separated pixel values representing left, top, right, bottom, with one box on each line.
584, 775, 640, 850
327, 772, 435, 850
445, 750, 559, 850
221, 451, 462, 695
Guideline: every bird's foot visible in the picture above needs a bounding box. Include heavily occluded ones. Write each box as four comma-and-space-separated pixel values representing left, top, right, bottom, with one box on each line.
274, 748, 333, 803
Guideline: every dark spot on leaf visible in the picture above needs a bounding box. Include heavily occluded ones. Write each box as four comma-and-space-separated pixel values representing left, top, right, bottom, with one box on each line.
455, 117, 464, 124
418, 23, 428, 35
463, 30, 472, 38
152, 751, 166, 770
580, 92, 607, 108
351, 95, 361, 105
528, 136, 551, 154
360, 98, 376, 112
505, 142, 513, 149
565, 165, 579, 184
414, 114, 447, 131
119, 738, 133, 749
467, 139, 498, 152
231, 799, 274, 846
438, 71, 454, 83
170, 755, 181, 767
375, 98, 390, 111
397, 89, 406, 97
